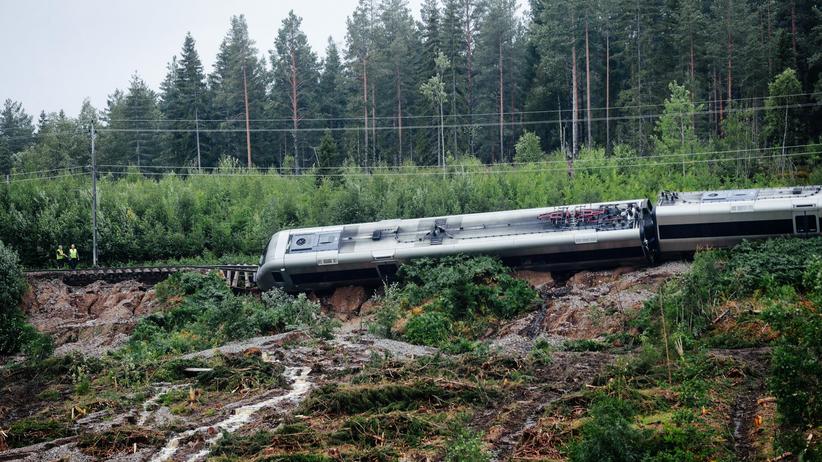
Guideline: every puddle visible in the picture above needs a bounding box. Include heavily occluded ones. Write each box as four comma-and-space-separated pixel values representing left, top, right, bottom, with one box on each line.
150, 366, 313, 462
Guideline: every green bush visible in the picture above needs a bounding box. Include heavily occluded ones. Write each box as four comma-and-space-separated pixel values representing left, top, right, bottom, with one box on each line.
803, 255, 822, 306
569, 397, 648, 462
120, 272, 339, 365
636, 237, 822, 343
764, 297, 822, 458
0, 240, 53, 359
0, 240, 27, 311
444, 424, 490, 462
563, 339, 608, 352
397, 255, 537, 321
404, 311, 453, 347
259, 288, 339, 339
366, 256, 537, 346
367, 284, 403, 339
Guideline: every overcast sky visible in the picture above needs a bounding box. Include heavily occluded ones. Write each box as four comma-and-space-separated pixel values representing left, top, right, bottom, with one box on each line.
1, 0, 500, 118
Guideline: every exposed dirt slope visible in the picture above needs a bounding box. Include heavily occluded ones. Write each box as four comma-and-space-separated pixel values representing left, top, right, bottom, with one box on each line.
21, 278, 161, 357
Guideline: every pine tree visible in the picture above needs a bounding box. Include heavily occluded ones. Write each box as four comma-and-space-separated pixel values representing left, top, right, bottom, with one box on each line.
345, 0, 377, 167
440, 0, 465, 156
209, 15, 269, 166
375, 0, 417, 164
764, 68, 803, 175
476, 0, 521, 162
316, 129, 342, 183
461, 0, 484, 156
15, 109, 88, 172
271, 10, 320, 171
414, 0, 444, 164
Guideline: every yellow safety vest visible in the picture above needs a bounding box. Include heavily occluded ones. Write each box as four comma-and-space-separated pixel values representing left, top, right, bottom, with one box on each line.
56, 249, 65, 260
69, 248, 78, 259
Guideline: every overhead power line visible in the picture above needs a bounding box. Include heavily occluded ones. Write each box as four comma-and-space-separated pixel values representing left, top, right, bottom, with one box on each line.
85, 150, 820, 178
96, 101, 819, 133
94, 143, 822, 171
104, 90, 822, 123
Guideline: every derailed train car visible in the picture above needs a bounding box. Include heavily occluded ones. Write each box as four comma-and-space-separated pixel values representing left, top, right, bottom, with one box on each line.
256, 185, 822, 291
655, 185, 822, 253
256, 199, 658, 291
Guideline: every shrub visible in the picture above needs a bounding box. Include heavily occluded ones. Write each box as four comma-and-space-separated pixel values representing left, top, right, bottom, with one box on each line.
764, 298, 822, 458
397, 255, 537, 321
367, 284, 403, 339
569, 396, 648, 462
636, 237, 822, 344
0, 240, 53, 359
120, 274, 339, 367
514, 131, 545, 163
404, 311, 453, 347
366, 256, 537, 346
803, 255, 822, 306
444, 423, 490, 462
529, 337, 553, 365
259, 288, 339, 339
563, 339, 608, 352
0, 240, 27, 311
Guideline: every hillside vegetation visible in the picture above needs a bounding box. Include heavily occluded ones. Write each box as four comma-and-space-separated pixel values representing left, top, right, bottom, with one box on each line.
1, 238, 820, 460
4, 142, 821, 268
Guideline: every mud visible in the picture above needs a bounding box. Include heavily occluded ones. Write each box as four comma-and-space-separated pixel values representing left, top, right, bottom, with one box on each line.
494, 261, 691, 353
10, 260, 765, 461
20, 278, 161, 358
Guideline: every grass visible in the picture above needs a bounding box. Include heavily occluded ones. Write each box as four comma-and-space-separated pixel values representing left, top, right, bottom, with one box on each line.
4, 417, 73, 448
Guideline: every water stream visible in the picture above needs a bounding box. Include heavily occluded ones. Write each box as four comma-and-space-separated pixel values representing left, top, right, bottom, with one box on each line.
138, 383, 190, 427
150, 365, 313, 462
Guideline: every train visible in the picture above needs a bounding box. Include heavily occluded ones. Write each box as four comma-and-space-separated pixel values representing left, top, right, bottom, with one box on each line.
255, 185, 822, 291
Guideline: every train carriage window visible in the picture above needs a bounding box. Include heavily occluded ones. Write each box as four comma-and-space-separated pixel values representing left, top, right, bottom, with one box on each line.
795, 215, 819, 234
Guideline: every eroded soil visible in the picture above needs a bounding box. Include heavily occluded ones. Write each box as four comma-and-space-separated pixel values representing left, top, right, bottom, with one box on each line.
0, 261, 782, 461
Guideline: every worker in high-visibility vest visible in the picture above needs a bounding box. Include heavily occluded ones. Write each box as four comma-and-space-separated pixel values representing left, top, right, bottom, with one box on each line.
68, 244, 78, 270
56, 245, 66, 268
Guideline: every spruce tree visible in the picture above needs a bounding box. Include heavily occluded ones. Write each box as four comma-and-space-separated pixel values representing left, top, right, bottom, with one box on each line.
98, 75, 161, 168
160, 33, 210, 167
0, 100, 35, 172
318, 38, 348, 150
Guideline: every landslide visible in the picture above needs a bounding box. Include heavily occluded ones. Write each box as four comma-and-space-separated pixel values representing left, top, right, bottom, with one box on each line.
21, 278, 160, 358
3, 250, 806, 461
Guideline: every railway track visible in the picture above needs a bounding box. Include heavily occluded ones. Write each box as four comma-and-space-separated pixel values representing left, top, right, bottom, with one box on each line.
24, 264, 260, 291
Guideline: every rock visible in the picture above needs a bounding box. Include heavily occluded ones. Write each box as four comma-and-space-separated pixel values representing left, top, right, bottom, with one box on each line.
244, 347, 262, 357
360, 299, 380, 316
567, 271, 596, 289
327, 286, 368, 320
21, 278, 161, 357
513, 270, 555, 289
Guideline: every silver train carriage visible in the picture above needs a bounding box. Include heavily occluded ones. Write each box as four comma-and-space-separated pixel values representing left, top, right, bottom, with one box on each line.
656, 185, 822, 254
256, 199, 659, 291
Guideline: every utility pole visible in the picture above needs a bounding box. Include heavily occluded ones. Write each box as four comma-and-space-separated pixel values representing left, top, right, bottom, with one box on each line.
90, 123, 98, 268
136, 140, 141, 171
243, 63, 252, 167
194, 107, 202, 171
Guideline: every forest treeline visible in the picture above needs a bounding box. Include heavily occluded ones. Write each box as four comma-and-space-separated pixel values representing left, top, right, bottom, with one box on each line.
1, 0, 821, 175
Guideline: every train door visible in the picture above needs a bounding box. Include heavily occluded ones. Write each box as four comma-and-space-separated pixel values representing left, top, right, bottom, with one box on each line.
793, 209, 819, 236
